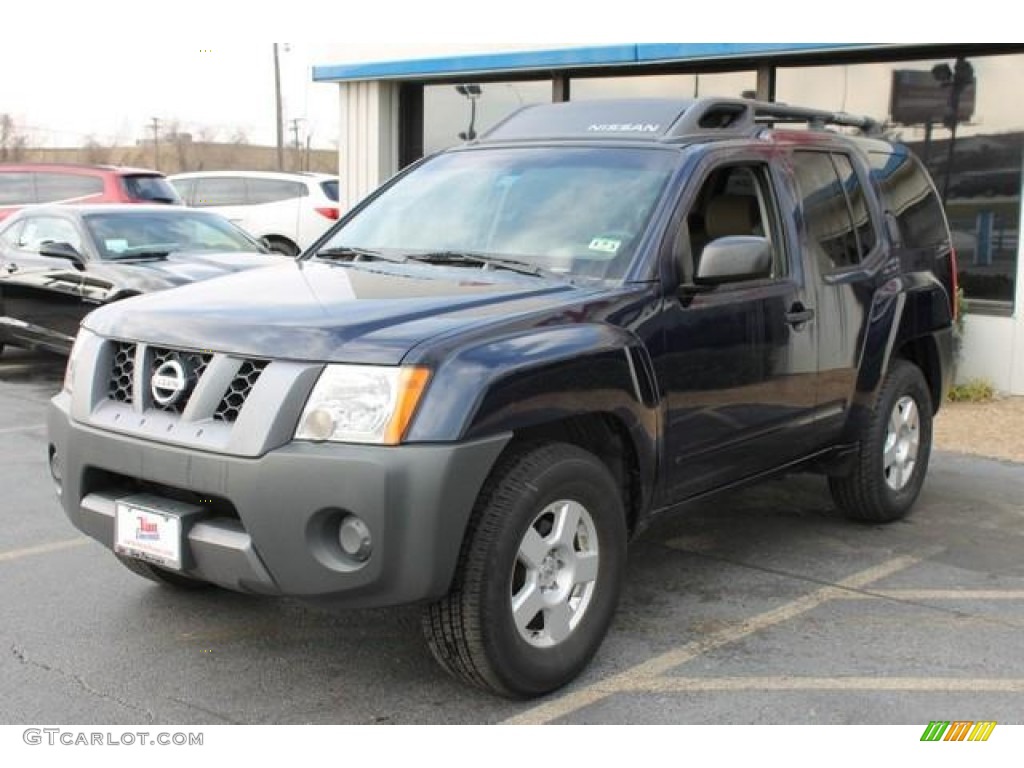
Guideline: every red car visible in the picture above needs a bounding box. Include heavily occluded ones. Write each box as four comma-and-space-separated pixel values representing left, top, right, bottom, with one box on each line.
0, 163, 181, 221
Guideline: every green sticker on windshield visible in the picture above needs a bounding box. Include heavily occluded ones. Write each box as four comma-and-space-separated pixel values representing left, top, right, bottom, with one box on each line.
105, 239, 128, 253
588, 237, 621, 254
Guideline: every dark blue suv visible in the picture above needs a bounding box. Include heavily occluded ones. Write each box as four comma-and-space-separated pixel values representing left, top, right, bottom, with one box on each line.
48, 98, 955, 697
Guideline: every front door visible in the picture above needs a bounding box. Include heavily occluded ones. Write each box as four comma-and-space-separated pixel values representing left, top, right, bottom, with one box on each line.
0, 214, 88, 346
653, 155, 823, 503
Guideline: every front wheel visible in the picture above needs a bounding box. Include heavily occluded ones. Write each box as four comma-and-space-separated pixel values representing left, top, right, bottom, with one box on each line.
829, 359, 933, 522
423, 442, 627, 698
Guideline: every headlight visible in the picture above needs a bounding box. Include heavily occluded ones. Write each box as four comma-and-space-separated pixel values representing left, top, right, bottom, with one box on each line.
295, 365, 431, 445
63, 328, 94, 393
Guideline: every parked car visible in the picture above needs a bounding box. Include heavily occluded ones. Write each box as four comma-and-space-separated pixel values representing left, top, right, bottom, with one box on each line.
0, 204, 277, 355
169, 170, 340, 256
0, 163, 181, 222
50, 98, 955, 698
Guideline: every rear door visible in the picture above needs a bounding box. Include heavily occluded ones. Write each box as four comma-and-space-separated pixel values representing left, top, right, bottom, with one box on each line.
787, 149, 884, 436
654, 149, 823, 502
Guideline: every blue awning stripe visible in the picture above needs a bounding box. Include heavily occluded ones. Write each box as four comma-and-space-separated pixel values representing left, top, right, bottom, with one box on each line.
313, 43, 882, 83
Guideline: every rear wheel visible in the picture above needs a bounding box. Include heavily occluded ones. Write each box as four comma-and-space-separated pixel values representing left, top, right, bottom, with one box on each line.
423, 442, 627, 698
829, 359, 933, 522
116, 554, 211, 590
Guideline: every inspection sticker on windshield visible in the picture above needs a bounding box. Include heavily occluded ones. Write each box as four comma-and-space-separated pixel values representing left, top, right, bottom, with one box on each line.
588, 237, 621, 254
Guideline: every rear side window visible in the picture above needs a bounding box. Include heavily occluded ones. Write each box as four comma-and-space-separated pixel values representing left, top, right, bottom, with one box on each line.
868, 150, 948, 249
35, 173, 104, 203
122, 175, 180, 204
193, 177, 247, 206
0, 172, 37, 205
321, 180, 339, 202
169, 178, 194, 204
791, 151, 877, 272
247, 178, 306, 204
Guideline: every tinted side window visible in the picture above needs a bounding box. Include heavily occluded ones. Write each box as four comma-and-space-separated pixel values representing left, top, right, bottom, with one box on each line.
247, 178, 306, 204
35, 173, 104, 203
792, 151, 863, 272
169, 178, 194, 204
194, 177, 247, 206
18, 216, 84, 253
869, 150, 948, 249
830, 154, 877, 260
0, 172, 37, 205
321, 180, 339, 202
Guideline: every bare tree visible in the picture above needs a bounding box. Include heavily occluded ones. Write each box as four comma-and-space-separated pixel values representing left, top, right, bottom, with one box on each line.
82, 135, 113, 164
0, 114, 29, 162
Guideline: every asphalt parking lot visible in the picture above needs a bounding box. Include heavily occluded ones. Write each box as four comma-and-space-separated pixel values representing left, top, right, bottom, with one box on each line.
3, 347, 1024, 725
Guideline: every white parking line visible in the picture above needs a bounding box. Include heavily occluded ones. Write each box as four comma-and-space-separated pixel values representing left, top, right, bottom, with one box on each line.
622, 676, 1024, 693
0, 538, 87, 563
846, 589, 1024, 601
504, 554, 922, 724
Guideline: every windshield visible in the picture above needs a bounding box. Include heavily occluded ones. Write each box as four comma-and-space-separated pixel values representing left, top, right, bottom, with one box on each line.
314, 147, 676, 281
84, 210, 265, 260
121, 175, 182, 204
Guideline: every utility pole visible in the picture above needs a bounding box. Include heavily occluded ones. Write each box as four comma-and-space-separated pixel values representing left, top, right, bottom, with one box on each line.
289, 118, 304, 171
150, 117, 160, 170
274, 43, 284, 171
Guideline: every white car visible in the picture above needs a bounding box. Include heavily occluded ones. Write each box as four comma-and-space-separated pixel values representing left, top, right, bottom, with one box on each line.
169, 171, 340, 256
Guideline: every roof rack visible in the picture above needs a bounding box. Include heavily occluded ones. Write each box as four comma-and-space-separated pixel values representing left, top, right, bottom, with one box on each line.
749, 100, 880, 134
663, 98, 881, 141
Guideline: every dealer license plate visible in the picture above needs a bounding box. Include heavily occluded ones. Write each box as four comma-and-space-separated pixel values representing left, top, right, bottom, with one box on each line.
114, 500, 183, 571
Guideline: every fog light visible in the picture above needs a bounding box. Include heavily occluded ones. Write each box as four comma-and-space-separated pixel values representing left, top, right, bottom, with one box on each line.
338, 516, 372, 562
48, 446, 63, 497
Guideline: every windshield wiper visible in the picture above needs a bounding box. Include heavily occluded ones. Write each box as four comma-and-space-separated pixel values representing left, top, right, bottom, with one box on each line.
315, 246, 407, 264
406, 250, 561, 279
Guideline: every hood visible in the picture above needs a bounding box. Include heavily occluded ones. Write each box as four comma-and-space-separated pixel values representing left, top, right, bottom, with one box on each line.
84, 260, 596, 364
90, 250, 282, 291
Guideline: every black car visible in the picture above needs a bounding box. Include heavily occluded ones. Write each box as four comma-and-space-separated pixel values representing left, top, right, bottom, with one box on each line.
0, 205, 279, 355
49, 99, 955, 698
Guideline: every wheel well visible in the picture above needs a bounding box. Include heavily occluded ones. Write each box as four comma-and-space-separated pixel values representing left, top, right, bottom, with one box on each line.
895, 336, 942, 414
506, 414, 643, 537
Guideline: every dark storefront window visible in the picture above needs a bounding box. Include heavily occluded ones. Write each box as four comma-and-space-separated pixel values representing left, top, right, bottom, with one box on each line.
570, 71, 756, 101
777, 54, 1024, 311
423, 81, 552, 155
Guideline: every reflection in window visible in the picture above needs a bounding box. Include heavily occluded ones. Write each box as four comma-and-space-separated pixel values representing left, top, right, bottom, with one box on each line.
570, 71, 756, 101
791, 151, 875, 272
777, 53, 1024, 308
423, 81, 552, 155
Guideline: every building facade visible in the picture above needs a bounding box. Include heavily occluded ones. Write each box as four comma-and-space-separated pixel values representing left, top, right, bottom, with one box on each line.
313, 43, 1024, 393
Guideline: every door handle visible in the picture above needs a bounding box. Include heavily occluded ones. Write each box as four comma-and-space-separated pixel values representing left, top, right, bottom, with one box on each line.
4, 263, 16, 273
785, 304, 815, 328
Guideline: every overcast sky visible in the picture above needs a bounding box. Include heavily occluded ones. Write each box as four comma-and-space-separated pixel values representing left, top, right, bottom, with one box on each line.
0, 3, 1009, 151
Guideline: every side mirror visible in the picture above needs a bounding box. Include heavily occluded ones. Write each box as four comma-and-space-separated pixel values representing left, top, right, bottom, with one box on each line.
38, 241, 86, 268
695, 236, 772, 285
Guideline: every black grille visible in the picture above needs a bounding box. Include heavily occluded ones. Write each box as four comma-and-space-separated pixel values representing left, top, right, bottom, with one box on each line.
214, 360, 268, 423
108, 342, 135, 403
150, 347, 213, 414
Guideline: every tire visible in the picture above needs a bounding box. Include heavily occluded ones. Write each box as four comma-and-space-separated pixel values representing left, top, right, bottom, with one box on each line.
115, 554, 211, 590
423, 442, 627, 698
261, 236, 299, 257
829, 359, 933, 523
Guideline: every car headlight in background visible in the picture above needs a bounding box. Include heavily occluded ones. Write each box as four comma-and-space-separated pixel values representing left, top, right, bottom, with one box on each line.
63, 328, 94, 393
295, 365, 431, 445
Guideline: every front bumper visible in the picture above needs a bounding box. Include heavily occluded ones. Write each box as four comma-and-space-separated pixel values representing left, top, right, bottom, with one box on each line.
48, 392, 509, 608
